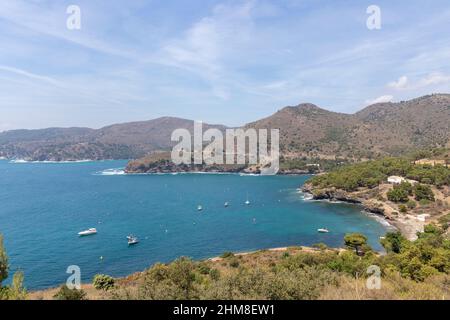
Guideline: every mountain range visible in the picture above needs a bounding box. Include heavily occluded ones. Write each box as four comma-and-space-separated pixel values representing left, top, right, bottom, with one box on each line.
1, 94, 449, 161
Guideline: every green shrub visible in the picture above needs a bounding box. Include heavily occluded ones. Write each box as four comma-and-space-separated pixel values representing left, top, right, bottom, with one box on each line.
229, 258, 240, 268
414, 184, 435, 202
209, 268, 220, 281
387, 187, 409, 203
0, 235, 8, 286
220, 252, 235, 259
313, 243, 328, 250
344, 233, 368, 255
438, 214, 450, 230
53, 285, 87, 300
381, 232, 406, 254
197, 263, 211, 275
93, 274, 115, 291
407, 200, 417, 209
419, 199, 432, 206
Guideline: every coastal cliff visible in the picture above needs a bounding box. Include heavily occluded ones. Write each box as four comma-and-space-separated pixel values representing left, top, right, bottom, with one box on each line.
124, 151, 318, 175
302, 182, 436, 241
301, 182, 386, 214
125, 152, 249, 174
301, 157, 450, 241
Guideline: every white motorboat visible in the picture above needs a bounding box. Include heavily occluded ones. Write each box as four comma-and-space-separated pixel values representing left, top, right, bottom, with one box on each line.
317, 228, 329, 233
224, 202, 229, 207
245, 193, 250, 205
197, 205, 203, 211
127, 235, 139, 245
78, 228, 97, 236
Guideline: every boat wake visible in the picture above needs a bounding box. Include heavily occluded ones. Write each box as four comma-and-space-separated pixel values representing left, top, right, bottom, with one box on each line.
95, 168, 126, 176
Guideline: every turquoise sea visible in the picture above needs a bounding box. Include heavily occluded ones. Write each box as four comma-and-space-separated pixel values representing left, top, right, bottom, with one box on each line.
0, 160, 390, 290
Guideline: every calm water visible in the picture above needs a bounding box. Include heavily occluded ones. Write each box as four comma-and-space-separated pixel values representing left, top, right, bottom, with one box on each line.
0, 160, 389, 289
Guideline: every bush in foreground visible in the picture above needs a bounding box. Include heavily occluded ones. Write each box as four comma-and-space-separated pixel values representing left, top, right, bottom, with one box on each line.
53, 285, 87, 300
0, 235, 27, 300
93, 274, 115, 291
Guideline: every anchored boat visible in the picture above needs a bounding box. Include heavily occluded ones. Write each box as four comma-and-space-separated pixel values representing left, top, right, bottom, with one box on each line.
78, 228, 97, 236
127, 235, 139, 245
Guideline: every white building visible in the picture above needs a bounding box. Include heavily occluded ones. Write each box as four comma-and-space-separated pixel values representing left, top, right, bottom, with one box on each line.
387, 176, 405, 185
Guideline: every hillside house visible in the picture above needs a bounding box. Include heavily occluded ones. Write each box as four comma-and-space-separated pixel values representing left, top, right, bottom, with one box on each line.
387, 176, 405, 184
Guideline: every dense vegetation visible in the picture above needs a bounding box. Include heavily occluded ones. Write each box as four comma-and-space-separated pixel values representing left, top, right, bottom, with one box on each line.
386, 182, 436, 204
0, 235, 27, 300
53, 285, 87, 300
98, 222, 450, 300
279, 157, 351, 173
409, 148, 450, 162
309, 157, 450, 192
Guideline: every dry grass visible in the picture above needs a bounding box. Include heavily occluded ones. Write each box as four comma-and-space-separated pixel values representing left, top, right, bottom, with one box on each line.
319, 273, 450, 300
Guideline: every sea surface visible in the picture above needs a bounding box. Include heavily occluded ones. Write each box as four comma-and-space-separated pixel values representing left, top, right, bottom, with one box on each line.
0, 160, 391, 290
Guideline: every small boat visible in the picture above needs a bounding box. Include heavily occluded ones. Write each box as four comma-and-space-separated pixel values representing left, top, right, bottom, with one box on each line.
245, 192, 250, 205
224, 202, 229, 207
317, 228, 329, 233
197, 205, 203, 211
127, 235, 139, 245
78, 228, 97, 236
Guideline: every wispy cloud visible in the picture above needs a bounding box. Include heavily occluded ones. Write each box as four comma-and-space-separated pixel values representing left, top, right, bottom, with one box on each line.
365, 95, 394, 105
388, 76, 408, 89
419, 72, 450, 87
0, 0, 139, 60
0, 65, 62, 86
0, 0, 449, 129
387, 72, 450, 91
153, 0, 259, 99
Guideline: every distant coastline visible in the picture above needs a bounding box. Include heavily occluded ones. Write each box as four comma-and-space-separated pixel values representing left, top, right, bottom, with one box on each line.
8, 159, 96, 164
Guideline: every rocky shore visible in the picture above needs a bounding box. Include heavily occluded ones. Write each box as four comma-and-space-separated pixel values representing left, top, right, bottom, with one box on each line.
125, 152, 315, 175
301, 182, 434, 241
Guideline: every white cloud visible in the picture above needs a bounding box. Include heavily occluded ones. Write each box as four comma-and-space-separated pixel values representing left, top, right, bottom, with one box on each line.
418, 72, 450, 87
0, 122, 13, 132
0, 1, 450, 128
262, 81, 288, 90
365, 95, 394, 105
388, 76, 408, 89
386, 73, 450, 91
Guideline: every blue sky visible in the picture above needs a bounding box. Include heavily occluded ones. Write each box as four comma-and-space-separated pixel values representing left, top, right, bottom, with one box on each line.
0, 0, 449, 130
